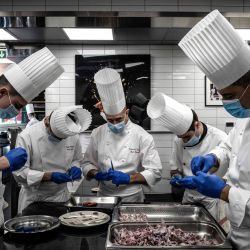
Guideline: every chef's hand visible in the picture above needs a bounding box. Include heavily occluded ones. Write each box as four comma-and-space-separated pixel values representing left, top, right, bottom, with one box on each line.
192, 172, 226, 198
51, 172, 72, 184
68, 166, 82, 180
176, 176, 197, 189
4, 147, 27, 171
95, 170, 112, 181
191, 154, 217, 175
108, 169, 130, 186
170, 175, 182, 186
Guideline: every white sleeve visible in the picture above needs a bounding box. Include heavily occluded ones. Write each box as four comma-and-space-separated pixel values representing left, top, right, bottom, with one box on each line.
210, 128, 234, 169
13, 133, 44, 186
169, 137, 183, 171
81, 131, 99, 177
139, 134, 162, 187
227, 187, 250, 227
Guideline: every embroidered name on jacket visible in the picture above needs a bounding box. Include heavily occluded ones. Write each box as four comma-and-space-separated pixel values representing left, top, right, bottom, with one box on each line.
66, 145, 74, 151
129, 147, 140, 153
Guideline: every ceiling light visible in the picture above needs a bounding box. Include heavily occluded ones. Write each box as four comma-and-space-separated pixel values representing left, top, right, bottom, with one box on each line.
63, 28, 113, 40
0, 29, 17, 40
236, 29, 250, 41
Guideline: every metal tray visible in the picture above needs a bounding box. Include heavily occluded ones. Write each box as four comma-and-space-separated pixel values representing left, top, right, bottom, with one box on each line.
4, 215, 60, 234
112, 204, 214, 223
65, 196, 120, 208
59, 210, 110, 228
106, 222, 232, 249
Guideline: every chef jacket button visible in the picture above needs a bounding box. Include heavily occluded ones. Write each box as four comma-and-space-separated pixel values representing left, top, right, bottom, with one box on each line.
183, 163, 186, 166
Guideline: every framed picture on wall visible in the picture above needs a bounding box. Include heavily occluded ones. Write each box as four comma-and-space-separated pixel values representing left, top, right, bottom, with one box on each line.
205, 76, 223, 106
75, 54, 151, 130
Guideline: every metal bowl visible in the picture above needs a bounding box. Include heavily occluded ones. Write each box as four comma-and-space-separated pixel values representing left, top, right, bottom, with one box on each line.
4, 215, 60, 234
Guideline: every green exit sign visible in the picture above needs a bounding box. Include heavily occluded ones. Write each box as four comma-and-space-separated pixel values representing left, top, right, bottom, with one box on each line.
0, 50, 7, 58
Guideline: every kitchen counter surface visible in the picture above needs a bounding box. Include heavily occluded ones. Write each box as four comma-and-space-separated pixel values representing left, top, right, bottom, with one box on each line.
1, 224, 108, 250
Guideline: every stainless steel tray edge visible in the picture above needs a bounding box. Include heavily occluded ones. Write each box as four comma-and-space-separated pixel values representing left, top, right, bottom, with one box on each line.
105, 222, 232, 250
112, 204, 215, 223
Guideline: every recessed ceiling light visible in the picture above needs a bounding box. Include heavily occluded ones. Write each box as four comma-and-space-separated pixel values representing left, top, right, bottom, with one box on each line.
63, 28, 113, 40
236, 29, 250, 41
0, 29, 17, 40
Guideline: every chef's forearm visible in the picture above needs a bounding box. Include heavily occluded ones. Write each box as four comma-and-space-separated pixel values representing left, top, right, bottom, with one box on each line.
220, 185, 231, 202
0, 156, 10, 170
130, 173, 146, 184
42, 172, 52, 182
86, 169, 98, 179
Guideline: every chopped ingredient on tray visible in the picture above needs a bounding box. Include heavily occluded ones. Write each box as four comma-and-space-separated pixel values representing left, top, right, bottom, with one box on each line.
112, 224, 218, 246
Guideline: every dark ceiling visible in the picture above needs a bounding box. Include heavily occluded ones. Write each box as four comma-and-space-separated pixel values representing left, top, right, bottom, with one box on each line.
0, 12, 249, 45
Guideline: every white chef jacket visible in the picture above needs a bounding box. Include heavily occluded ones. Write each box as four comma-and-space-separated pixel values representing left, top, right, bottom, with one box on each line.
14, 120, 83, 213
210, 118, 250, 250
170, 124, 228, 219
82, 120, 162, 198
0, 172, 5, 226
26, 117, 39, 128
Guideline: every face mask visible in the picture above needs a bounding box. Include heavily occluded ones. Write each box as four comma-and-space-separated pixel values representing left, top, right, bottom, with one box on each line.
108, 120, 126, 134
223, 99, 250, 118
0, 89, 19, 119
222, 85, 250, 118
0, 104, 19, 119
184, 134, 201, 147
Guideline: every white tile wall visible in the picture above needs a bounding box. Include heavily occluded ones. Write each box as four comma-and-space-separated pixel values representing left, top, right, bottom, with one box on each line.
46, 45, 235, 194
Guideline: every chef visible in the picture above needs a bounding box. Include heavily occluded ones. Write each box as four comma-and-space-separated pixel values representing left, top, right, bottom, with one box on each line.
147, 93, 227, 219
14, 106, 92, 216
178, 9, 250, 250
25, 103, 39, 128
82, 68, 162, 202
0, 47, 64, 225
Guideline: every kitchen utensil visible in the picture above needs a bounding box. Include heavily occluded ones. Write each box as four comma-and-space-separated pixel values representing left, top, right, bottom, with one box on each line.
59, 211, 110, 228
4, 215, 60, 234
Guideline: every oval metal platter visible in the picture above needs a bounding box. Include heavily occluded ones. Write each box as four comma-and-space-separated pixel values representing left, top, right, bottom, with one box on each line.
59, 210, 110, 228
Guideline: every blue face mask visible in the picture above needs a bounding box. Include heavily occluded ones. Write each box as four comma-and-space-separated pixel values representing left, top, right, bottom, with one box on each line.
0, 104, 19, 119
184, 134, 201, 147
108, 120, 126, 134
223, 99, 250, 118
222, 85, 250, 118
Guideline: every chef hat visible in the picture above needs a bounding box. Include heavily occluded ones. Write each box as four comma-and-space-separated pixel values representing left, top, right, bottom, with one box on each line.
147, 93, 193, 135
179, 9, 250, 90
26, 104, 35, 115
94, 68, 126, 115
50, 106, 92, 139
3, 47, 64, 102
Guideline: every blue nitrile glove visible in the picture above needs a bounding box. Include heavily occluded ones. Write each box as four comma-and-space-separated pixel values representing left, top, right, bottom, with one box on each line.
68, 166, 82, 180
109, 169, 130, 186
51, 172, 72, 184
4, 147, 27, 171
176, 176, 197, 189
95, 170, 112, 181
192, 171, 226, 198
170, 175, 182, 186
191, 154, 217, 175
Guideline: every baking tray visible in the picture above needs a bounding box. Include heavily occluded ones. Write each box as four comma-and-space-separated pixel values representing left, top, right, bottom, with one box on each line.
65, 196, 120, 208
112, 204, 214, 223
59, 210, 110, 228
106, 222, 232, 249
4, 215, 60, 234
